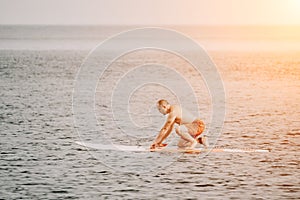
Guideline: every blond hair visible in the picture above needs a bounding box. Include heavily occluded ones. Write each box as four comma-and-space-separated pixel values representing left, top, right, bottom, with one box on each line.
157, 99, 169, 106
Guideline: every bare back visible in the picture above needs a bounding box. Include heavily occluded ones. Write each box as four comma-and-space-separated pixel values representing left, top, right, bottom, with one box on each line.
169, 105, 196, 125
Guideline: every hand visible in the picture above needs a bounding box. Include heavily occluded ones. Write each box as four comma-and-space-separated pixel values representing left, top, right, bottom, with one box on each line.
150, 143, 167, 150
150, 143, 158, 150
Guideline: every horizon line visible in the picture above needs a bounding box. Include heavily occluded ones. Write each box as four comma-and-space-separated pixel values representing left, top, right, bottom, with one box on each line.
1, 24, 300, 27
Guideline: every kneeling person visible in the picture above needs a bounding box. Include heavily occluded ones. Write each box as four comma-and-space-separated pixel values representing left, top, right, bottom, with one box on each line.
150, 99, 208, 150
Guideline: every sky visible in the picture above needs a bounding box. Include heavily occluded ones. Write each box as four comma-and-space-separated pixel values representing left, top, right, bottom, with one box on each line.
0, 0, 300, 25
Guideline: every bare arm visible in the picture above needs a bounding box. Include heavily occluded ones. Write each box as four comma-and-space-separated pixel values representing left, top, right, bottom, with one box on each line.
151, 114, 176, 149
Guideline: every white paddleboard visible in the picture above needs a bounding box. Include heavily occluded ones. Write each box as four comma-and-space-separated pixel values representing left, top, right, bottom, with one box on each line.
75, 141, 270, 153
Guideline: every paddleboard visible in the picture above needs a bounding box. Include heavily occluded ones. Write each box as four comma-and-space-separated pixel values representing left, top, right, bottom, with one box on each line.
75, 141, 270, 153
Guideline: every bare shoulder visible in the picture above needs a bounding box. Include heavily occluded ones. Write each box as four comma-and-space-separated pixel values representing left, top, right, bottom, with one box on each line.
170, 104, 182, 116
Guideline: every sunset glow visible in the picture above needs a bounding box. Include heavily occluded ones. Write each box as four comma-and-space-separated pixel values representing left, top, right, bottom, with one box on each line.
1, 0, 300, 25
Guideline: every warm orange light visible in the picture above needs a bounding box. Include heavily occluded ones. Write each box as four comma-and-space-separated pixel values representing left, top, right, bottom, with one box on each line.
286, 0, 300, 24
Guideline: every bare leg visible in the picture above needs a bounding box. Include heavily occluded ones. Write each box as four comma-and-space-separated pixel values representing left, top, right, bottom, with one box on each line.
175, 126, 197, 148
177, 138, 192, 148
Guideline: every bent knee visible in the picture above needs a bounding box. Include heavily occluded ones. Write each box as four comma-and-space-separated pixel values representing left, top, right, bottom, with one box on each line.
177, 139, 190, 148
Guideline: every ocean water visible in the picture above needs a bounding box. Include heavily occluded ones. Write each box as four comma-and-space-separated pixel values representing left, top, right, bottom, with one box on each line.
0, 26, 299, 199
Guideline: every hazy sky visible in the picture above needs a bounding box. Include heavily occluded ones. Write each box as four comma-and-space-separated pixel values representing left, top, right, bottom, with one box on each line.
0, 0, 300, 25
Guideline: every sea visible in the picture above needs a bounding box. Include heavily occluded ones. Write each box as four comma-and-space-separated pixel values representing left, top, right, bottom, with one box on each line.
0, 25, 299, 199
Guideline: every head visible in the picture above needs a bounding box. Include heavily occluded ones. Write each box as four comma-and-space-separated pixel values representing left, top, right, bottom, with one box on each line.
157, 99, 171, 115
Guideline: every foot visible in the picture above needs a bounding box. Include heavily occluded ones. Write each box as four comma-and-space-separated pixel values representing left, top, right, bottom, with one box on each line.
202, 136, 209, 148
197, 136, 209, 148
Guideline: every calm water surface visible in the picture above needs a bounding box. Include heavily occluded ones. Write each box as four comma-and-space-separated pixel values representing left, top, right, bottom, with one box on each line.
0, 26, 299, 199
